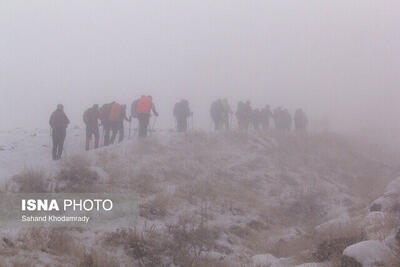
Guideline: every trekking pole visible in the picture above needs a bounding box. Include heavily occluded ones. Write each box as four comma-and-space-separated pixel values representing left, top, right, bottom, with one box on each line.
128, 118, 132, 139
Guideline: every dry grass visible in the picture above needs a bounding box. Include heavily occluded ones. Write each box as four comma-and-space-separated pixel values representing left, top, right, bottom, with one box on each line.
128, 169, 160, 196
55, 155, 98, 192
166, 217, 219, 267
255, 217, 366, 265
175, 179, 218, 205
18, 227, 84, 258
264, 185, 327, 229
139, 194, 172, 220
79, 248, 122, 267
386, 256, 400, 267
11, 169, 49, 193
309, 219, 365, 264
104, 225, 164, 266
104, 215, 222, 266
4, 131, 400, 266
364, 213, 398, 241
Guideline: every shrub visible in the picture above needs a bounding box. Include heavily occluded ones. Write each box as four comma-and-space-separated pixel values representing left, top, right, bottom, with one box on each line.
104, 225, 163, 266
55, 155, 98, 192
312, 221, 366, 263
129, 170, 160, 196
79, 248, 122, 267
11, 169, 49, 193
166, 218, 218, 266
139, 194, 171, 220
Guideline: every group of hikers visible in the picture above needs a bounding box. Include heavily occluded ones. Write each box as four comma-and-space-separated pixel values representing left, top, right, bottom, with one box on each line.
49, 95, 159, 160
210, 99, 308, 133
48, 97, 308, 160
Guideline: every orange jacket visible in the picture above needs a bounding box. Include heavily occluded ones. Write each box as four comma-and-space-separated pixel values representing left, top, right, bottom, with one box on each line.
136, 97, 152, 114
109, 103, 122, 122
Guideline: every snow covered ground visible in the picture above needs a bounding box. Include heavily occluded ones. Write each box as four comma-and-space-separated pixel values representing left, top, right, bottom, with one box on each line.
0, 128, 399, 266
0, 127, 84, 182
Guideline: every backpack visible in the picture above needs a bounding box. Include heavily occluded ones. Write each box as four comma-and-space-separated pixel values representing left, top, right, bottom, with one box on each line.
99, 103, 112, 122
83, 108, 90, 124
109, 103, 122, 122
136, 97, 152, 114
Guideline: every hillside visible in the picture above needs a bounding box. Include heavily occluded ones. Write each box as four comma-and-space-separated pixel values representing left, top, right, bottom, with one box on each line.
0, 129, 399, 266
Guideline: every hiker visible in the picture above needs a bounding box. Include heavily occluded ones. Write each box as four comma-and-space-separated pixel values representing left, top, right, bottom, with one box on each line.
260, 105, 272, 131
109, 102, 123, 144
83, 104, 100, 151
221, 99, 233, 130
210, 99, 224, 131
99, 102, 113, 146
294, 108, 308, 132
49, 104, 70, 160
236, 101, 252, 132
130, 98, 139, 120
173, 99, 192, 132
273, 107, 284, 131
136, 95, 159, 138
112, 104, 130, 143
282, 109, 292, 131
252, 108, 262, 131
129, 98, 140, 137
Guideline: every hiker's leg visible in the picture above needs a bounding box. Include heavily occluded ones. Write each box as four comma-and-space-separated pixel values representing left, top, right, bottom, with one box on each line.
138, 115, 145, 138
85, 126, 91, 151
119, 123, 124, 143
104, 123, 110, 146
58, 128, 66, 159
94, 126, 99, 149
52, 131, 58, 160
143, 115, 150, 137
110, 123, 117, 144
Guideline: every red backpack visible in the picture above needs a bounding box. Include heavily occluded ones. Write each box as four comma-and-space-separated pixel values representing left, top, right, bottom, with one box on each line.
136, 97, 152, 114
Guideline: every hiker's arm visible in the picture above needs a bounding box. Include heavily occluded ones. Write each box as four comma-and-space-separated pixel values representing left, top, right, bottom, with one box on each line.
151, 104, 159, 116
49, 113, 54, 127
65, 115, 70, 126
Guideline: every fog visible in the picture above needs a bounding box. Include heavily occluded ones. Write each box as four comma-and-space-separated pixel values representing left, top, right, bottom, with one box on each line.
1, 0, 399, 143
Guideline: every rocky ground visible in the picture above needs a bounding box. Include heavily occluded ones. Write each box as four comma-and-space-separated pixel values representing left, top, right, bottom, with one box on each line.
0, 129, 399, 266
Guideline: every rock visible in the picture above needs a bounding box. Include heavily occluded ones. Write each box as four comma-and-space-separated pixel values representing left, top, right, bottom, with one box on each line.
341, 255, 362, 267
370, 176, 400, 214
342, 240, 393, 267
2, 237, 14, 248
369, 203, 381, 212
385, 177, 400, 195
247, 219, 269, 231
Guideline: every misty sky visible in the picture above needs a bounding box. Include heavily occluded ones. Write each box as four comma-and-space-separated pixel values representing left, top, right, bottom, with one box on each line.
1, 1, 399, 140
